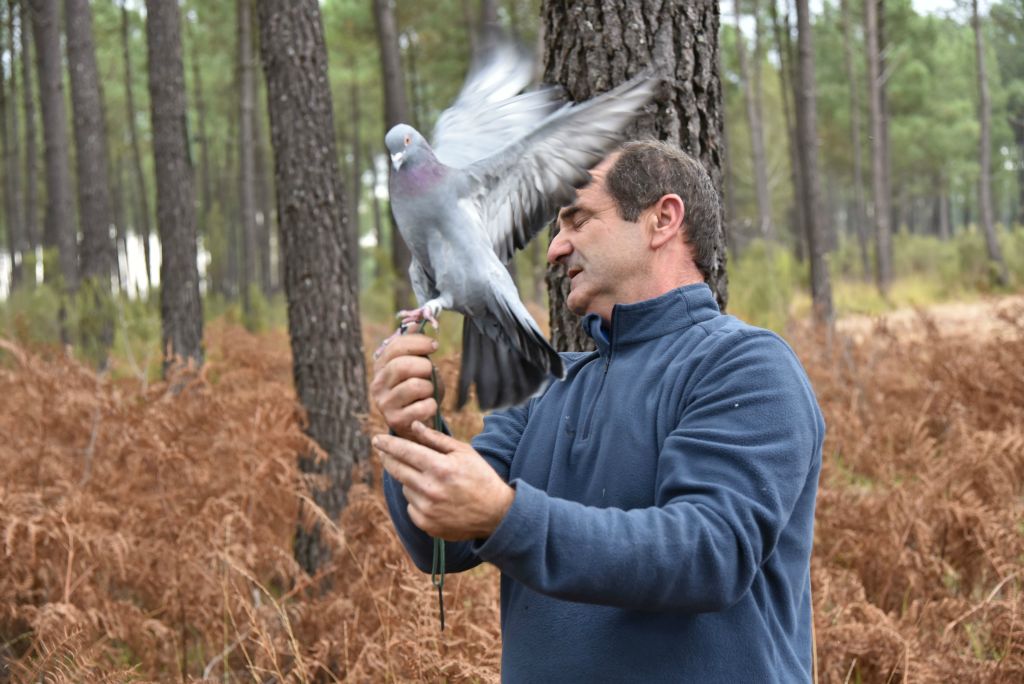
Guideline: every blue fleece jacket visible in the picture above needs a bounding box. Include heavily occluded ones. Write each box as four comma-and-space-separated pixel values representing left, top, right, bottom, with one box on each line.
384, 283, 824, 682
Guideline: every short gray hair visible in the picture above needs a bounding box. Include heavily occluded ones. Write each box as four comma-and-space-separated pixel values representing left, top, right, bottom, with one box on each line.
605, 140, 720, 284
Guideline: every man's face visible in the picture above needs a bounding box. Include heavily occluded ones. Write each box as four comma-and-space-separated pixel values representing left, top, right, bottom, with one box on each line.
548, 156, 650, 322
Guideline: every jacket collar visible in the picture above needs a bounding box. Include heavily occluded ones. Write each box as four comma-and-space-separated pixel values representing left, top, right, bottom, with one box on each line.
583, 283, 720, 355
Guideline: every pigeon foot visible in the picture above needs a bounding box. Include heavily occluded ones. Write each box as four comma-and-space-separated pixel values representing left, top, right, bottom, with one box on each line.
397, 302, 442, 331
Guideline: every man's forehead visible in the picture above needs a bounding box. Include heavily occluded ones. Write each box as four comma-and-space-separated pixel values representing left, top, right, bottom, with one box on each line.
560, 153, 620, 215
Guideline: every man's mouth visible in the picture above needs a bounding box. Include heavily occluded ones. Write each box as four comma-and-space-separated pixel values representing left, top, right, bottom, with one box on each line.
567, 267, 582, 279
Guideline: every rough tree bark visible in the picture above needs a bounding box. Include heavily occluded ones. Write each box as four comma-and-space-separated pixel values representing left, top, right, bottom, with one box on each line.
371, 0, 413, 311
252, 33, 273, 296
66, 0, 116, 363
30, 0, 76, 291
794, 0, 833, 325
257, 0, 370, 575
542, 0, 728, 352
734, 0, 773, 239
865, 0, 892, 296
971, 0, 1008, 286
145, 0, 204, 371
839, 0, 870, 278
348, 59, 362, 283
122, 0, 152, 289
188, 15, 212, 233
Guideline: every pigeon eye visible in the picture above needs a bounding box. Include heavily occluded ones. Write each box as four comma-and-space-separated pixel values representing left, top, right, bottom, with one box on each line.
404, 134, 411, 146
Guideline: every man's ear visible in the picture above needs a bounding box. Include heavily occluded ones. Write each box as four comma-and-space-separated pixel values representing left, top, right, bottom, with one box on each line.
648, 194, 685, 249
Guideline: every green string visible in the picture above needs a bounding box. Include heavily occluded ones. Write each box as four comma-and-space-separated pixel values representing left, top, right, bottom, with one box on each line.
429, 361, 446, 632
403, 320, 445, 631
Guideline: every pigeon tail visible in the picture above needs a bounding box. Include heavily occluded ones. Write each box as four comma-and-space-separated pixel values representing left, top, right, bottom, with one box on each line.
458, 315, 563, 410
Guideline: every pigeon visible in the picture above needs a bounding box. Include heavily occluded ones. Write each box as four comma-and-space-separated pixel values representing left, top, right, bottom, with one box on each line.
383, 41, 658, 410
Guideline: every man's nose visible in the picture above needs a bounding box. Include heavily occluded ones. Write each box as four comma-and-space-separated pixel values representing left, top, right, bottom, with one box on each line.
547, 229, 572, 265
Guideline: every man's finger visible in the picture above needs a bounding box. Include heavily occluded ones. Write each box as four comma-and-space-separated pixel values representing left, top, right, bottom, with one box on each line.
374, 333, 437, 370
410, 421, 462, 454
373, 433, 437, 473
382, 355, 435, 390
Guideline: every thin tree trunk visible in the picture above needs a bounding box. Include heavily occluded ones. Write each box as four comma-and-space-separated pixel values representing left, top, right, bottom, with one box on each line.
542, 0, 727, 352
2, 0, 26, 289
840, 0, 869, 279
112, 153, 127, 291
366, 143, 384, 281
769, 0, 805, 261
146, 0, 204, 372
237, 0, 256, 320
66, 0, 116, 364
348, 59, 362, 283
257, 0, 370, 576
734, 0, 773, 239
252, 25, 273, 296
794, 0, 833, 325
20, 0, 39, 260
1012, 118, 1024, 227
938, 185, 951, 239
122, 0, 152, 290
30, 0, 76, 292
865, 0, 892, 295
972, 0, 1008, 286
189, 15, 212, 232
371, 0, 413, 311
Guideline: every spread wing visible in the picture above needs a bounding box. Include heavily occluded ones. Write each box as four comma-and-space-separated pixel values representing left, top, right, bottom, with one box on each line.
460, 73, 659, 264
431, 40, 562, 169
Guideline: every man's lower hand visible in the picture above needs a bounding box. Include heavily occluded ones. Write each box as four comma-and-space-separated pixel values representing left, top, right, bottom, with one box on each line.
373, 421, 515, 541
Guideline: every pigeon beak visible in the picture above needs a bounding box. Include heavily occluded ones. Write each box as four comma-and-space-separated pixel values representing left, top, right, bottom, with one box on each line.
391, 151, 405, 171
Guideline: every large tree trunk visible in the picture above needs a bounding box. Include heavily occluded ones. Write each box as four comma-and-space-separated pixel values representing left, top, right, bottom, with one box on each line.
348, 61, 362, 283
865, 0, 892, 296
145, 0, 204, 371
2, 0, 26, 289
20, 0, 39, 260
371, 0, 413, 311
840, 0, 870, 279
542, 0, 727, 352
66, 0, 116, 364
30, 0, 76, 291
122, 1, 152, 290
972, 0, 1008, 286
734, 0, 773, 240
794, 0, 833, 325
257, 0, 370, 576
238, 0, 256, 321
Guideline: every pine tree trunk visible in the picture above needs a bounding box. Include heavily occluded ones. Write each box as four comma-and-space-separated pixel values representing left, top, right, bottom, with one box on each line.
366, 142, 384, 281
122, 1, 152, 290
972, 0, 1008, 286
253, 60, 273, 296
348, 63, 362, 284
1012, 119, 1024, 227
145, 0, 204, 372
865, 0, 892, 296
189, 17, 212, 232
938, 186, 951, 239
237, 0, 256, 320
735, 0, 773, 239
542, 0, 727, 352
2, 0, 26, 289
20, 0, 39, 259
840, 0, 870, 279
66, 0, 116, 364
769, 0, 806, 262
257, 0, 370, 576
30, 0, 76, 291
371, 0, 413, 312
793, 0, 833, 325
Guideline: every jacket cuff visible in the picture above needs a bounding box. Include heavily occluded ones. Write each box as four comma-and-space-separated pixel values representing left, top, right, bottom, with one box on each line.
472, 479, 545, 563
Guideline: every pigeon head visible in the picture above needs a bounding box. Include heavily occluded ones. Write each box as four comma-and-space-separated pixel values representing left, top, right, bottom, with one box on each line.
385, 124, 431, 172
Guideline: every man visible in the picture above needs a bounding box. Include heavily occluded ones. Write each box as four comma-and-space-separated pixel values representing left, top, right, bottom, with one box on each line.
371, 140, 824, 682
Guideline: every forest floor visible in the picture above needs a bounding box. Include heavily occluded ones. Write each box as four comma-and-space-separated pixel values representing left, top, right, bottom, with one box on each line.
0, 294, 1022, 682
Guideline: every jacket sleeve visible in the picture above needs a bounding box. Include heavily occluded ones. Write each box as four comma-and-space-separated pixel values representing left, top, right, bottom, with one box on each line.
471, 331, 824, 612
383, 401, 530, 574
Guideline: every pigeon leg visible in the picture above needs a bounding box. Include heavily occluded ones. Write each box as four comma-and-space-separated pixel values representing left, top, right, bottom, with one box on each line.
373, 300, 445, 360
397, 300, 444, 331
